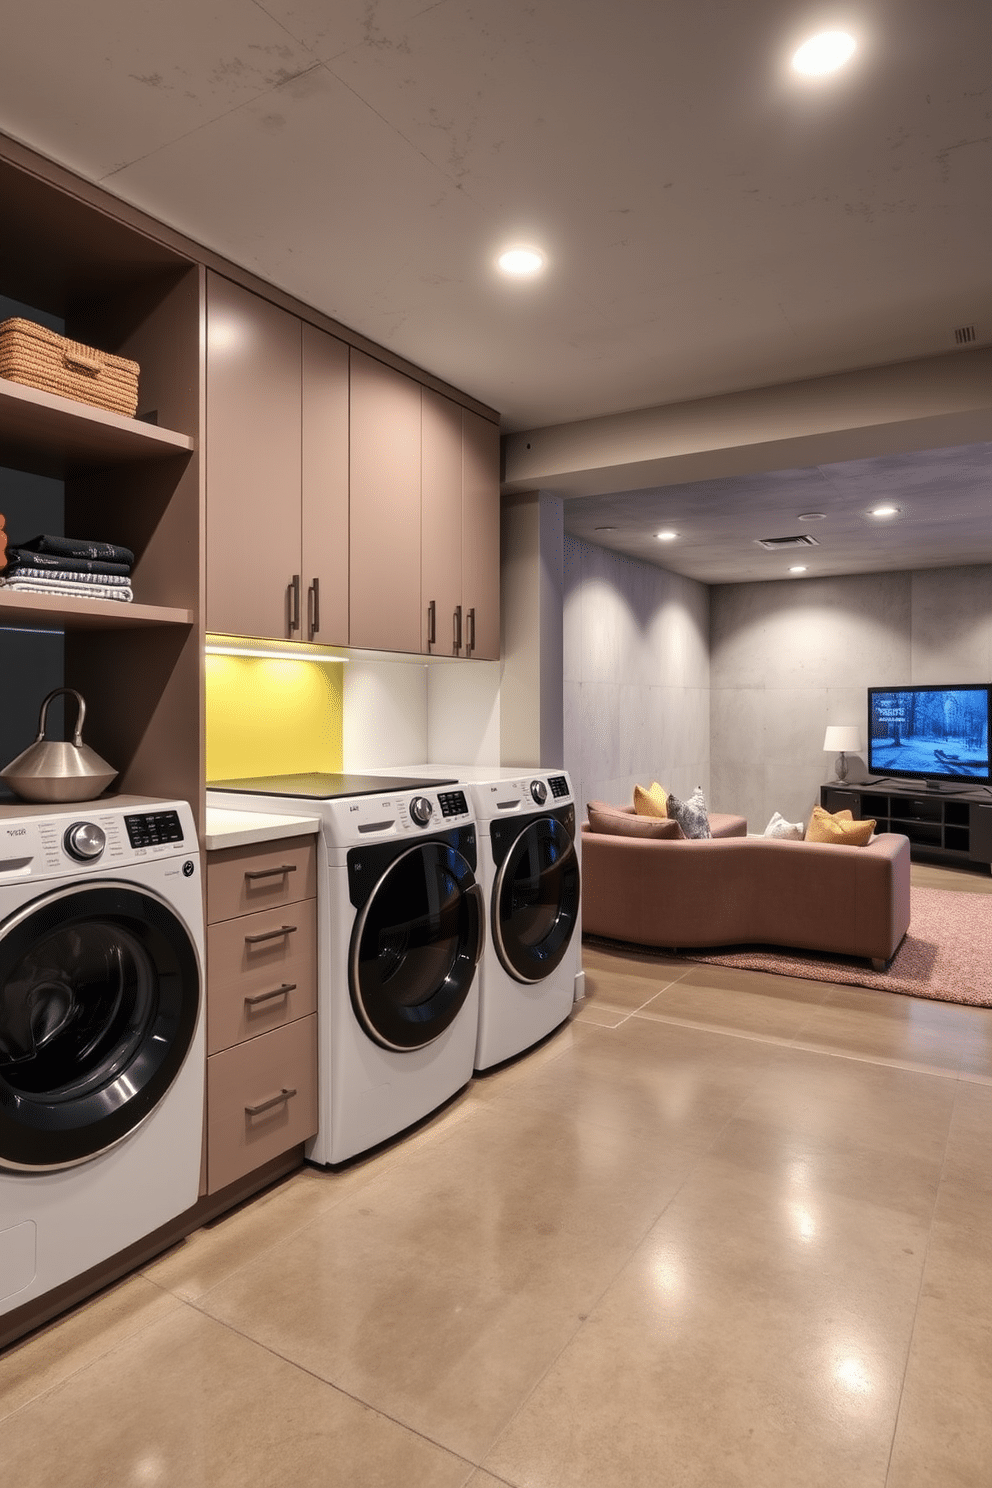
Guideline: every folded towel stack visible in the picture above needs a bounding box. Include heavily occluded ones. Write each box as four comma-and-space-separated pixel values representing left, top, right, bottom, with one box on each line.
0, 534, 136, 603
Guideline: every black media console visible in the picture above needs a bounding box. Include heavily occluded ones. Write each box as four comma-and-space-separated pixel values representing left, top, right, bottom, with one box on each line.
821, 782, 992, 874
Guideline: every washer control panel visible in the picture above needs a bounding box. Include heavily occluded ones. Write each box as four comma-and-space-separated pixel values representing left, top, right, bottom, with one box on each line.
437, 789, 469, 819
63, 821, 107, 862
0, 800, 196, 881
530, 779, 548, 804
124, 809, 185, 850
409, 795, 433, 827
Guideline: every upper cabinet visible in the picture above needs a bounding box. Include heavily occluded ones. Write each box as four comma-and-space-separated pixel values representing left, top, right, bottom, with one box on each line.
461, 408, 500, 660
421, 391, 500, 660
205, 274, 349, 645
351, 366, 501, 659
301, 324, 349, 647
349, 350, 422, 653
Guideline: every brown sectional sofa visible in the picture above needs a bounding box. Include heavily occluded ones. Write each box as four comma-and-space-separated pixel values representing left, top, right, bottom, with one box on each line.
581, 817, 912, 970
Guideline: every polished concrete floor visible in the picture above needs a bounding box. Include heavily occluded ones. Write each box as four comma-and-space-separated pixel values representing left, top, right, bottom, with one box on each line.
2, 864, 991, 1487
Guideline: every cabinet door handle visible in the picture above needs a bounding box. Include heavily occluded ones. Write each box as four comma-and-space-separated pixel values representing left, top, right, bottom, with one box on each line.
244, 924, 297, 944
453, 604, 462, 652
466, 606, 476, 654
308, 576, 320, 639
427, 599, 436, 646
245, 1087, 297, 1117
288, 574, 301, 635
244, 863, 298, 881
244, 982, 297, 1007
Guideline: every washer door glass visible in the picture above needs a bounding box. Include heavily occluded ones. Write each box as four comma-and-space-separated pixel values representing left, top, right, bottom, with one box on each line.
494, 819, 580, 983
0, 883, 200, 1171
350, 843, 483, 1051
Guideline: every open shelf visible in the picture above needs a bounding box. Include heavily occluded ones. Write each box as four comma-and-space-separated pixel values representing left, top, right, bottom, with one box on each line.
0, 590, 193, 631
822, 783, 992, 872
0, 377, 194, 478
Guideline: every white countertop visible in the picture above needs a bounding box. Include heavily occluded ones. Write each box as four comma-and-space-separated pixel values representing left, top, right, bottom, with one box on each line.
203, 806, 322, 851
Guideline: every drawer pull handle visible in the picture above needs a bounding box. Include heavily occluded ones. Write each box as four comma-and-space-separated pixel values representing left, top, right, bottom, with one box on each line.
245, 1087, 297, 1117
244, 982, 297, 1008
244, 924, 297, 945
244, 864, 298, 881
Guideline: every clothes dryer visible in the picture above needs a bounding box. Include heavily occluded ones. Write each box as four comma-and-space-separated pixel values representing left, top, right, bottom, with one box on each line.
468, 770, 582, 1070
207, 775, 484, 1163
0, 798, 204, 1319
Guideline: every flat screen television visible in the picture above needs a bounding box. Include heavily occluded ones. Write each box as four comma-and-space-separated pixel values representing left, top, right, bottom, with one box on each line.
867, 684, 992, 786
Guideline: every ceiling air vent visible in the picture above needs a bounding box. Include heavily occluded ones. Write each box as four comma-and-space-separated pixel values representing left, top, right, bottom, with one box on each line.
755, 534, 820, 551
954, 324, 977, 345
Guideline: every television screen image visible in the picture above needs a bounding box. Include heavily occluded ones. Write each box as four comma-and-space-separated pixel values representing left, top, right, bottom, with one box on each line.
868, 686, 991, 784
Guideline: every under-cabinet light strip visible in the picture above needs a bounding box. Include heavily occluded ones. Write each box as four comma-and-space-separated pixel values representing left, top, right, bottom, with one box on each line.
206, 641, 348, 664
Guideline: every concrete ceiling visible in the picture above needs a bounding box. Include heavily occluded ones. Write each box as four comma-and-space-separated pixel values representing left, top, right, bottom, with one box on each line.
1, 1, 989, 583
562, 440, 992, 584
0, 0, 988, 436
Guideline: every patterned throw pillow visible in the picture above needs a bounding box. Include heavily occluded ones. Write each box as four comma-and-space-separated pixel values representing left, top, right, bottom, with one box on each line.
763, 811, 804, 841
587, 802, 682, 838
666, 786, 712, 839
633, 782, 670, 819
805, 805, 876, 846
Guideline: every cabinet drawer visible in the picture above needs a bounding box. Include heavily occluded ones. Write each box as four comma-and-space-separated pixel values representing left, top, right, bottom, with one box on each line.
207, 837, 317, 923
207, 1014, 318, 1193
207, 899, 317, 1054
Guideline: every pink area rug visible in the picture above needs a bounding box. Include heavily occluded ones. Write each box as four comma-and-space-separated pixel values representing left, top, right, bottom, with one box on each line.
683, 887, 992, 1008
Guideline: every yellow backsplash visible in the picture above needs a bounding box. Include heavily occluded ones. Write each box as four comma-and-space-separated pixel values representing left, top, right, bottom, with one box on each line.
206, 655, 343, 779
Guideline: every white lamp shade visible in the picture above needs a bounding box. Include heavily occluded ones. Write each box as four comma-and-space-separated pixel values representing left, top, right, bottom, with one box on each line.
823, 725, 862, 753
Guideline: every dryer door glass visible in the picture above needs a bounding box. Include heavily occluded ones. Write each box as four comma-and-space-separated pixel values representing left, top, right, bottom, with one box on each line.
350, 843, 482, 1051
0, 883, 200, 1171
493, 819, 580, 984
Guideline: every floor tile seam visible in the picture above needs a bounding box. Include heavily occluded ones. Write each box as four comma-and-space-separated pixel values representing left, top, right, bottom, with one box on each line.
881, 1102, 958, 1488
628, 1006, 972, 1080
145, 1183, 393, 1307
178, 1298, 483, 1470
0, 1288, 200, 1428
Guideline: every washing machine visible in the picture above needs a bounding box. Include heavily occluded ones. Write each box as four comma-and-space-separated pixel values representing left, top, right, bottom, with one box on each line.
0, 797, 205, 1319
206, 774, 485, 1164
468, 770, 583, 1070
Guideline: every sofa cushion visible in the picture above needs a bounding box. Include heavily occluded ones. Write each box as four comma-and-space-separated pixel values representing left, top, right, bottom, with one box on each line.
805, 804, 876, 846
667, 786, 712, 839
763, 810, 804, 841
633, 781, 669, 818
587, 801, 682, 838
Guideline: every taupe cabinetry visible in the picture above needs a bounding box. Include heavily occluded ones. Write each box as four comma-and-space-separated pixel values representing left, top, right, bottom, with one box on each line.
460, 406, 500, 660
351, 362, 501, 658
0, 152, 202, 818
205, 836, 319, 1193
349, 349, 423, 652
205, 274, 349, 644
420, 391, 500, 659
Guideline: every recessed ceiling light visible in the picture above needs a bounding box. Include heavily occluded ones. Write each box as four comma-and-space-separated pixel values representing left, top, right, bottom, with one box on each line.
792, 31, 856, 75
868, 505, 901, 518
798, 512, 826, 521
496, 245, 546, 277
656, 530, 679, 541
789, 565, 808, 573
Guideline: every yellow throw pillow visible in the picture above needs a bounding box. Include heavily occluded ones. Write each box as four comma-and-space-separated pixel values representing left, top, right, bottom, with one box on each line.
805, 805, 876, 846
633, 782, 669, 819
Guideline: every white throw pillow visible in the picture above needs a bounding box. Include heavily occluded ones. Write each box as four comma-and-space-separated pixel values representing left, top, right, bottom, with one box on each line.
763, 811, 804, 841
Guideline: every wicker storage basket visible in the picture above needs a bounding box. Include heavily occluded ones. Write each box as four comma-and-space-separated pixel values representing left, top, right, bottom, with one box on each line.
0, 318, 140, 417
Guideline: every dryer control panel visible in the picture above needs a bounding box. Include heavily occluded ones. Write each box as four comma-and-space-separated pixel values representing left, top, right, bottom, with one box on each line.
323, 786, 474, 848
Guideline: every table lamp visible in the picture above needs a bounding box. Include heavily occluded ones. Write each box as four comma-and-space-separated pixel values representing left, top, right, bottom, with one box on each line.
823, 725, 862, 783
